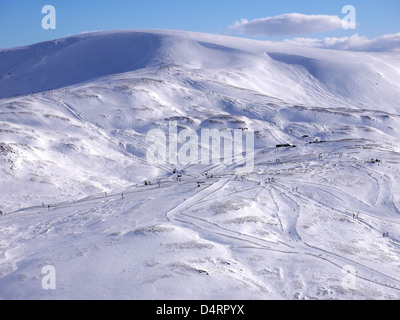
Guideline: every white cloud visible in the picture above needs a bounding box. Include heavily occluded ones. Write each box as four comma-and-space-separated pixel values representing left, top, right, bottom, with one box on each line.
284, 33, 400, 52
230, 13, 347, 36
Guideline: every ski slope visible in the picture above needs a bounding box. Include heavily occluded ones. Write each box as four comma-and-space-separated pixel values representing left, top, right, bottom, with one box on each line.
1, 30, 400, 299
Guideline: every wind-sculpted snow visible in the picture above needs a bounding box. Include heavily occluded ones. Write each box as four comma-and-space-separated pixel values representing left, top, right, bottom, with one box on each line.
0, 30, 400, 299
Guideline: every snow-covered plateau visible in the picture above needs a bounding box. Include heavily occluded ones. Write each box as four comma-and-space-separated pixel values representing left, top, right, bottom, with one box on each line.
1, 30, 400, 299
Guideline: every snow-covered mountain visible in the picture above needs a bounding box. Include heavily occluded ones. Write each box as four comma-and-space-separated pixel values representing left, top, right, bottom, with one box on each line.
1, 30, 400, 299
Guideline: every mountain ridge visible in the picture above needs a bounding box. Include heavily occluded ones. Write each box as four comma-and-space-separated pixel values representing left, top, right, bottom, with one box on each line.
1, 29, 400, 112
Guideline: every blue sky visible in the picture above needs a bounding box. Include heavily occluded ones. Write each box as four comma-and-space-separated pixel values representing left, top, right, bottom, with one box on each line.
0, 0, 399, 49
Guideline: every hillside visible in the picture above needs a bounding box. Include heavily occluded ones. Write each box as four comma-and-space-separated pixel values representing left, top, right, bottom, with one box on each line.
1, 30, 400, 299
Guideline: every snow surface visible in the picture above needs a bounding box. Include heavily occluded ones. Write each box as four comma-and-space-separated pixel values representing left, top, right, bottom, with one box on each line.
1, 30, 400, 299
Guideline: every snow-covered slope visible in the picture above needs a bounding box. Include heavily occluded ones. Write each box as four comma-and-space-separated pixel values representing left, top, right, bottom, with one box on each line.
1, 30, 400, 299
